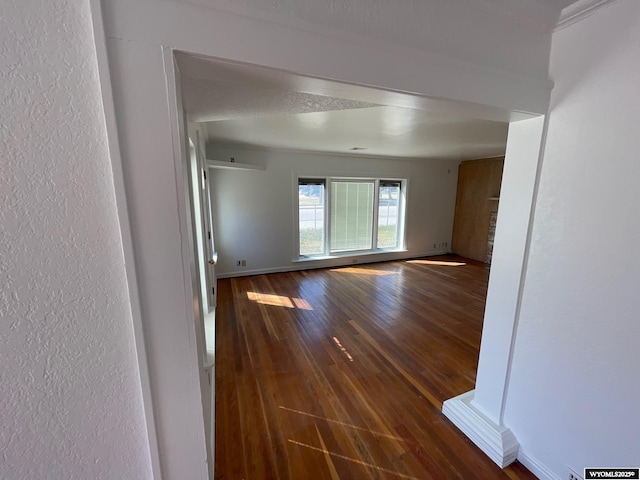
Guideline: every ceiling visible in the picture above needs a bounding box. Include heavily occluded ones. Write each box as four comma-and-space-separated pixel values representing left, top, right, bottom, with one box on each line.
201, 107, 508, 160
177, 53, 511, 160
175, 0, 586, 160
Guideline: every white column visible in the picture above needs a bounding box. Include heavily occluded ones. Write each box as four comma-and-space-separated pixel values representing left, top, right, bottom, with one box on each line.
443, 116, 546, 467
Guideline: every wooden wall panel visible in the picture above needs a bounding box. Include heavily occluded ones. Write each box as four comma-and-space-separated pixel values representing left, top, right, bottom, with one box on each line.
451, 157, 504, 263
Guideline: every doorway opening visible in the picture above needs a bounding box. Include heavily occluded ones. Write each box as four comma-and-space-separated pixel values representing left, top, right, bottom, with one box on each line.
168, 50, 545, 477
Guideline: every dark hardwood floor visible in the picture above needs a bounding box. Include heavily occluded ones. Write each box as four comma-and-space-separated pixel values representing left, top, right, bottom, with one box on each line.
215, 255, 535, 479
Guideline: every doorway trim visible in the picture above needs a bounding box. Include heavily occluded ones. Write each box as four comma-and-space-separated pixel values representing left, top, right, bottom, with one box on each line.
89, 1, 162, 477
92, 1, 552, 476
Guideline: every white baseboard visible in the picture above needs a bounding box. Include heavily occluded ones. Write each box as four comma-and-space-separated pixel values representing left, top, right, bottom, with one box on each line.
216, 250, 451, 278
518, 449, 560, 480
442, 390, 519, 468
217, 264, 308, 279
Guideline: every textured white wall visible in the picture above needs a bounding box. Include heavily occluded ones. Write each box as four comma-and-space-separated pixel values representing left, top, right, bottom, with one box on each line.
0, 1, 152, 478
207, 146, 460, 277
504, 1, 640, 476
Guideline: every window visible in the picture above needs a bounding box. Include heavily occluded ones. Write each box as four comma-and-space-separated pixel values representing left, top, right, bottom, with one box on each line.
330, 180, 374, 253
377, 180, 401, 249
298, 178, 325, 256
298, 177, 405, 257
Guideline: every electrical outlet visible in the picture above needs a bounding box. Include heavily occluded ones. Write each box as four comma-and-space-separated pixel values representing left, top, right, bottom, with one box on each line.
433, 243, 437, 248
568, 468, 582, 480
241, 260, 246, 267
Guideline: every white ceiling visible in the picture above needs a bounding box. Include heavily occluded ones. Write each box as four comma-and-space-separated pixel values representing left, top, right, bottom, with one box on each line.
177, 53, 510, 160
204, 106, 508, 160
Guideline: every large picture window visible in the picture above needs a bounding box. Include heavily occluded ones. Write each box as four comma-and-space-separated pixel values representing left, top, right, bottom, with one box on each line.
298, 177, 405, 257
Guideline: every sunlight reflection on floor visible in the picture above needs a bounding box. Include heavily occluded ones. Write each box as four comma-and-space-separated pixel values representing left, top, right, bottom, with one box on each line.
247, 292, 314, 310
406, 259, 466, 267
330, 267, 398, 275
278, 406, 408, 442
287, 439, 419, 480
332, 336, 354, 362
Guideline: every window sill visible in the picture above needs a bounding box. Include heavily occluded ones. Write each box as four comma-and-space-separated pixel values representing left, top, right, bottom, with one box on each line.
294, 248, 408, 263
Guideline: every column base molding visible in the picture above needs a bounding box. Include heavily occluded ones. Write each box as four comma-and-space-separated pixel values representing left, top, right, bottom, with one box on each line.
442, 390, 518, 468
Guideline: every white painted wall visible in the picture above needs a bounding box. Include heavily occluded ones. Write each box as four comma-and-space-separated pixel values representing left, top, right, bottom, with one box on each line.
473, 116, 546, 424
0, 1, 152, 478
504, 1, 640, 476
181, 0, 560, 80
207, 145, 460, 277
103, 0, 554, 117
106, 41, 210, 479
99, 0, 559, 476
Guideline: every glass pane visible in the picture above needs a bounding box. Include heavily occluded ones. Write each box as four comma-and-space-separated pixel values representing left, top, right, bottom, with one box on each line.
330, 181, 374, 252
299, 183, 325, 255
377, 183, 400, 248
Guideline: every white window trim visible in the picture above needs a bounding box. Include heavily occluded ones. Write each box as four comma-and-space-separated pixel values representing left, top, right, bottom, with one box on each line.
295, 175, 407, 261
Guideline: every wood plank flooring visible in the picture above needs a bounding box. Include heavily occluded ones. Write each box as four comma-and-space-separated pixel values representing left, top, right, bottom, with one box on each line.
215, 255, 535, 479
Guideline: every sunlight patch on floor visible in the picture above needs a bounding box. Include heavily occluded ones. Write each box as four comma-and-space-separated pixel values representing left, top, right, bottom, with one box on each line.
292, 297, 313, 310
278, 406, 408, 442
287, 439, 419, 480
247, 291, 314, 310
330, 267, 398, 276
332, 336, 354, 362
407, 259, 466, 267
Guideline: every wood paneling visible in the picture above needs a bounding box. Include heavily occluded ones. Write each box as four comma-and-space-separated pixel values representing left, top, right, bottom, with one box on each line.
451, 158, 504, 262
215, 256, 535, 479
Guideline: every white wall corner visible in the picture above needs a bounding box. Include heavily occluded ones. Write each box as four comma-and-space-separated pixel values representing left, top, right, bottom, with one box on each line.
442, 390, 519, 468
556, 0, 620, 31
517, 449, 561, 480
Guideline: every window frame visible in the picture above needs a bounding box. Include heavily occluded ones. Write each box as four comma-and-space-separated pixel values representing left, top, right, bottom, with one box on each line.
376, 179, 403, 251
297, 178, 328, 257
296, 175, 407, 259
